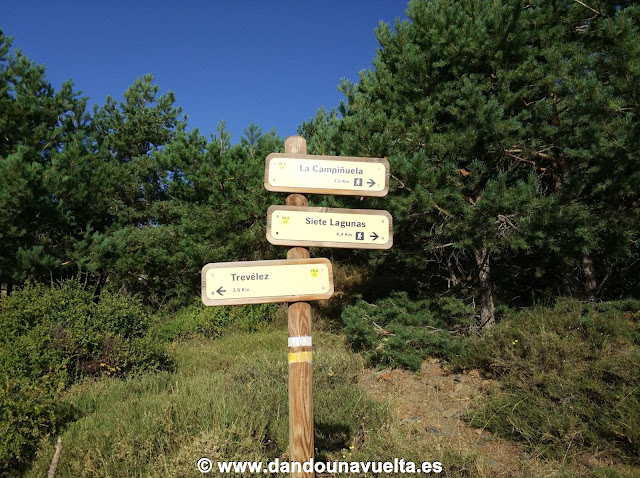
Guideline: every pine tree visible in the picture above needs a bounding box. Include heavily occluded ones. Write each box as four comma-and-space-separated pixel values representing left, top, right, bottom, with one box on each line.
302, 0, 640, 325
511, 1, 640, 299
322, 0, 541, 327
91, 74, 183, 226
128, 122, 284, 306
0, 31, 82, 288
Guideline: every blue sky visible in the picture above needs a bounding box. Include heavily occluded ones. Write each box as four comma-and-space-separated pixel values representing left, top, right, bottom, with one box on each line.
3, 1, 407, 142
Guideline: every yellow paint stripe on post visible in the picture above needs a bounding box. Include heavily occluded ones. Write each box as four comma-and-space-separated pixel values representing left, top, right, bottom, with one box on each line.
288, 351, 313, 364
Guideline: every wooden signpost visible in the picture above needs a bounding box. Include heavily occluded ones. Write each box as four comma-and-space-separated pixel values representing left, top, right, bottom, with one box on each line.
266, 205, 393, 249
201, 259, 333, 306
201, 136, 392, 478
264, 153, 389, 197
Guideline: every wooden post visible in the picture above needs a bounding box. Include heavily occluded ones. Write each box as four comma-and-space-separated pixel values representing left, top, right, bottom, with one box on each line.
285, 136, 314, 477
47, 437, 63, 478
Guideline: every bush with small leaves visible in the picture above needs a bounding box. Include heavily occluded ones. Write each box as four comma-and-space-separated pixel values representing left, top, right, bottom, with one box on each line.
341, 292, 472, 370
0, 279, 171, 474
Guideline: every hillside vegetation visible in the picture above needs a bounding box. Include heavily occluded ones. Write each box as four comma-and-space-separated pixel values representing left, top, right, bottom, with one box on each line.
1, 0, 640, 476
17, 303, 640, 477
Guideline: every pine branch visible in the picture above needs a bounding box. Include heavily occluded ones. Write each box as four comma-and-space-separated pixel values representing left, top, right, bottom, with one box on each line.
432, 203, 453, 218
373, 322, 395, 336
572, 0, 602, 17
433, 242, 455, 249
391, 174, 411, 191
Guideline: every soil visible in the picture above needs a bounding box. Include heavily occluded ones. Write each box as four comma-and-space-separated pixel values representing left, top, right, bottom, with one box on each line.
358, 359, 546, 477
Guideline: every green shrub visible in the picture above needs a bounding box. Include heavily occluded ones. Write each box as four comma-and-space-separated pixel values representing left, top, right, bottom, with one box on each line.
0, 279, 171, 475
463, 298, 640, 464
0, 377, 75, 477
0, 280, 170, 380
341, 291, 471, 370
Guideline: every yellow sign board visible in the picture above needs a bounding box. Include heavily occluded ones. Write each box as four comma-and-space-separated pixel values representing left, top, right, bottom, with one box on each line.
264, 153, 389, 197
201, 258, 333, 306
267, 206, 393, 249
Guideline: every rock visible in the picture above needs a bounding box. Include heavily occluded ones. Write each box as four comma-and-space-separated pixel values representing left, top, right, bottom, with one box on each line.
442, 408, 459, 418
484, 457, 500, 468
426, 426, 442, 436
454, 375, 463, 383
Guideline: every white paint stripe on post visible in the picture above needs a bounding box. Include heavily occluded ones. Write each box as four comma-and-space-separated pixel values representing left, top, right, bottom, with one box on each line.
288, 336, 312, 348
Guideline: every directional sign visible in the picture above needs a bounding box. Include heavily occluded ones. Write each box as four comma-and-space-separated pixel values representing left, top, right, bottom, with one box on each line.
264, 153, 389, 197
201, 258, 333, 306
266, 206, 393, 250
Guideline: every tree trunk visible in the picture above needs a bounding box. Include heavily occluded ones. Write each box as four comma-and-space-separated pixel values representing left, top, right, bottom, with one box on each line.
94, 274, 107, 298
1, 282, 12, 298
474, 245, 495, 329
582, 253, 597, 301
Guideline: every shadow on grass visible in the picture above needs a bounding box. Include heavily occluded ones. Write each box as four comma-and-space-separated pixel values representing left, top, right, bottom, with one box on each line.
314, 421, 352, 459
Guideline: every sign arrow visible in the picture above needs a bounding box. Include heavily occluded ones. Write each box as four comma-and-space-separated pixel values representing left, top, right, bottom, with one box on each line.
265, 153, 389, 197
370, 232, 379, 241
202, 259, 334, 306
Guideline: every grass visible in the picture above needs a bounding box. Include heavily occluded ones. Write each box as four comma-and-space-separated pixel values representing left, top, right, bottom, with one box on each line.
0, 280, 170, 476
461, 298, 640, 470
20, 297, 640, 477
24, 320, 467, 477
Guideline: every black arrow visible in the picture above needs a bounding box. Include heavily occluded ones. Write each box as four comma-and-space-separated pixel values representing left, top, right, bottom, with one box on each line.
216, 286, 226, 296
367, 178, 376, 187
370, 232, 379, 241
